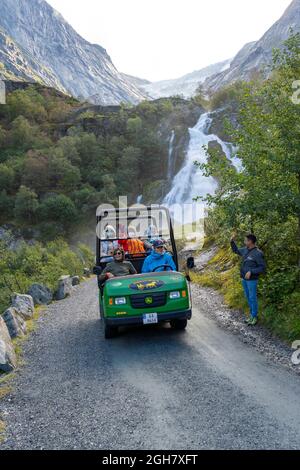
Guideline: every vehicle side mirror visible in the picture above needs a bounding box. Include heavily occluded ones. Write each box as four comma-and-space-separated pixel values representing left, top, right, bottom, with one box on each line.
93, 266, 102, 276
187, 257, 195, 269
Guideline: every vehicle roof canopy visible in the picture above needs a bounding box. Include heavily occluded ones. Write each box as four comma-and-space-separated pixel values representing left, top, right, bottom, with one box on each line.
96, 206, 173, 241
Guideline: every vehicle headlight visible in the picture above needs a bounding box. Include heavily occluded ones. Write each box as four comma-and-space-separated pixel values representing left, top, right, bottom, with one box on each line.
115, 297, 126, 305
170, 291, 180, 299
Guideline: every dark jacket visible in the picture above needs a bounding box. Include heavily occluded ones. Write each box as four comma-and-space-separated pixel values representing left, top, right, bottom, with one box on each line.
231, 241, 266, 280
99, 260, 137, 281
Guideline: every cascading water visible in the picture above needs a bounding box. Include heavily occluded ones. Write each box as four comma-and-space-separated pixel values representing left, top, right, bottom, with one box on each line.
167, 130, 175, 181
163, 112, 236, 223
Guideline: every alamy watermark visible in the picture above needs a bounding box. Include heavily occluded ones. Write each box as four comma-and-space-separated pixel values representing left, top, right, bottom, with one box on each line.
0, 80, 6, 105
96, 196, 205, 246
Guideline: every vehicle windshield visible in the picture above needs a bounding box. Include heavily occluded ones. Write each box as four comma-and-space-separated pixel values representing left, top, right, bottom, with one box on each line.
97, 208, 171, 241
97, 207, 173, 260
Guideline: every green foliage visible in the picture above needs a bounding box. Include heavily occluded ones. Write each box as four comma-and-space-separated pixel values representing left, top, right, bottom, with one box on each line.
209, 81, 246, 111
196, 33, 300, 341
192, 84, 209, 109
126, 116, 143, 136
5, 88, 47, 122
14, 186, 39, 224
10, 116, 37, 150
0, 85, 195, 240
0, 164, 14, 192
0, 190, 14, 223
38, 194, 77, 228
0, 238, 94, 313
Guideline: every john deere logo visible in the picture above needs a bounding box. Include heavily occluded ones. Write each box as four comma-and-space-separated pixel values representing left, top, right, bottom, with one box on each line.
145, 297, 153, 305
129, 279, 164, 291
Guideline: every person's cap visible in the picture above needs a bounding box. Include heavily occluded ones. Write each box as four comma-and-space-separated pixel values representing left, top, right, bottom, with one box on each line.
153, 239, 164, 248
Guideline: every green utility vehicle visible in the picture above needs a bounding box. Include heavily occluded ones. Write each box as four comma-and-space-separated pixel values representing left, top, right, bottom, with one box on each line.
94, 206, 194, 339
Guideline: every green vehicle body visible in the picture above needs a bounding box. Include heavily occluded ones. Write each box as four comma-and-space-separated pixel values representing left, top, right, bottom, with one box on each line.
101, 271, 191, 323
94, 206, 193, 338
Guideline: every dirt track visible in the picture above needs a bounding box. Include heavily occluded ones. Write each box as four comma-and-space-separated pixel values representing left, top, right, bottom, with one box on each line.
0, 277, 300, 450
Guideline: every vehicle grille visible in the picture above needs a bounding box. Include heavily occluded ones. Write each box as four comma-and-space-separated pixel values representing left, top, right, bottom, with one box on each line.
130, 292, 167, 309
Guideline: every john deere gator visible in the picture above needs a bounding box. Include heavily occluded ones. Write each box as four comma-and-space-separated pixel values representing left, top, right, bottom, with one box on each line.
94, 206, 194, 339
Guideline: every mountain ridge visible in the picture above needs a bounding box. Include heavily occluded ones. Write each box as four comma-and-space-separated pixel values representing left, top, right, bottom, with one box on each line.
137, 59, 232, 99
204, 0, 300, 93
0, 0, 148, 105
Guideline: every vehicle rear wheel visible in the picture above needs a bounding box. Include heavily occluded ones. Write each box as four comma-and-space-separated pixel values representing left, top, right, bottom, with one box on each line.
104, 324, 118, 339
170, 319, 187, 330
99, 299, 104, 319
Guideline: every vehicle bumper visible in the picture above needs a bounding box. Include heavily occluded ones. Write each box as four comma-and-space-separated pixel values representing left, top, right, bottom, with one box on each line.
105, 309, 192, 326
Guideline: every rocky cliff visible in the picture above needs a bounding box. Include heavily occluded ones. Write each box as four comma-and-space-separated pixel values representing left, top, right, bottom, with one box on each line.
0, 0, 148, 105
205, 0, 300, 93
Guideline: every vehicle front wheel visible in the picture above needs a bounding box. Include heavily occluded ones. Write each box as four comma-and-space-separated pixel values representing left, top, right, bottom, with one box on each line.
104, 324, 118, 339
170, 319, 187, 330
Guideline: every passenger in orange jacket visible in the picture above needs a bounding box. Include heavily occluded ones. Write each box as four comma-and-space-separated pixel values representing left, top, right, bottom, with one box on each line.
127, 227, 146, 258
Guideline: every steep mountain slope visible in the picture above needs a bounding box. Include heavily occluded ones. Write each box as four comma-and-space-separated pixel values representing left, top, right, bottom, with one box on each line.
0, 27, 62, 88
122, 73, 152, 90
0, 0, 147, 105
139, 59, 231, 99
205, 0, 300, 93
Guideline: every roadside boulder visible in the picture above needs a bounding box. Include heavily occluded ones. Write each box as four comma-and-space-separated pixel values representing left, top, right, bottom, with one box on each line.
28, 283, 53, 306
0, 316, 17, 372
2, 307, 27, 339
55, 275, 73, 301
83, 268, 91, 277
71, 276, 80, 286
11, 294, 34, 320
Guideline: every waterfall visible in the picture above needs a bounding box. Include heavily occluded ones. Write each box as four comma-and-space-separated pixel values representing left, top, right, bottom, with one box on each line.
167, 130, 175, 181
163, 112, 235, 223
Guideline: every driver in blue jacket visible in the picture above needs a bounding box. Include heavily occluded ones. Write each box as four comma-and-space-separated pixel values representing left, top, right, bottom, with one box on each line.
142, 239, 176, 273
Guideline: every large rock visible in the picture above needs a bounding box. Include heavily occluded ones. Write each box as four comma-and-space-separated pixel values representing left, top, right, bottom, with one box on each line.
55, 275, 73, 301
0, 316, 17, 372
28, 284, 53, 306
83, 268, 91, 278
2, 307, 27, 339
11, 294, 34, 320
71, 276, 80, 287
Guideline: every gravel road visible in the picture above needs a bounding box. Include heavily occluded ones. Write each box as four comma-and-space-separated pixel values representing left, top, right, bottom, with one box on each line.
0, 278, 300, 450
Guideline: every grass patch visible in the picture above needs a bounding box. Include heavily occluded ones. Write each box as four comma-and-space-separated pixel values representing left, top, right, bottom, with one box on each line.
0, 383, 12, 400
192, 245, 300, 342
12, 306, 45, 364
192, 246, 250, 314
0, 419, 6, 442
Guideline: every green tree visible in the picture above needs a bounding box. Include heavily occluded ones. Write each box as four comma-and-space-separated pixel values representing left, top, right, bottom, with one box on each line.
0, 163, 15, 192
38, 194, 78, 228
196, 32, 300, 340
115, 146, 141, 194
49, 156, 81, 192
0, 190, 14, 223
126, 116, 143, 139
6, 88, 47, 122
56, 136, 81, 165
10, 116, 37, 150
14, 185, 39, 224
22, 150, 50, 195
0, 125, 7, 149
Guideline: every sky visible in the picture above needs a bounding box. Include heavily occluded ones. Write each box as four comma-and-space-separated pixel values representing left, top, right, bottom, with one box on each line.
46, 0, 292, 82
